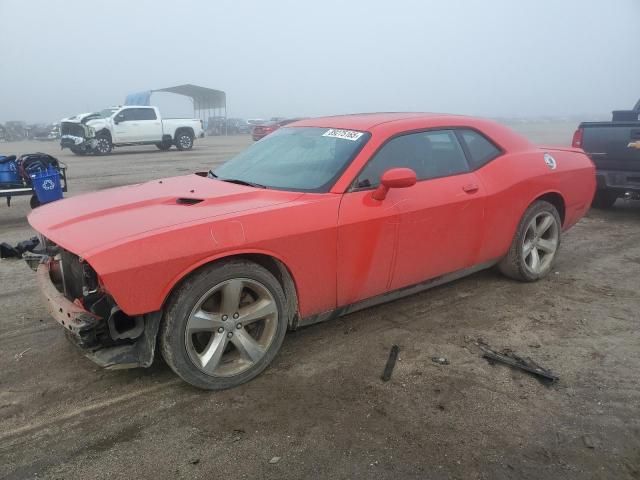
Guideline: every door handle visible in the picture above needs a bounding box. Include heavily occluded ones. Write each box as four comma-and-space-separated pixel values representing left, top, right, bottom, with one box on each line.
462, 183, 479, 194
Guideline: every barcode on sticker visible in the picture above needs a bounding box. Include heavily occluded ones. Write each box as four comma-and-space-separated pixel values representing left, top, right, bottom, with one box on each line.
322, 129, 364, 141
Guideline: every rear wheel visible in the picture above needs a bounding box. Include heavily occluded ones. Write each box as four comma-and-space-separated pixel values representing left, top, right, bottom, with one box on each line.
175, 131, 194, 151
159, 260, 288, 390
156, 142, 172, 151
498, 200, 561, 282
592, 189, 618, 209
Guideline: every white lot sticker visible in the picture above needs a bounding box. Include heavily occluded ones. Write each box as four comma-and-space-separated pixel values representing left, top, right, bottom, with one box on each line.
322, 129, 364, 141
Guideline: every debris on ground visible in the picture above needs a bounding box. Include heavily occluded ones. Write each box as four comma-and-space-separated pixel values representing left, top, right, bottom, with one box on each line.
582, 435, 597, 449
480, 344, 559, 383
14, 348, 31, 360
269, 456, 281, 464
0, 237, 40, 259
431, 357, 450, 365
189, 458, 200, 465
381, 345, 400, 382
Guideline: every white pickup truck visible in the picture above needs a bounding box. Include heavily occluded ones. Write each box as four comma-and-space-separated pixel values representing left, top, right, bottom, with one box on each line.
60, 106, 204, 155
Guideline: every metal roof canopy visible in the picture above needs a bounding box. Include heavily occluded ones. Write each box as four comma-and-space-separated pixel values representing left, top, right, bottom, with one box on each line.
153, 84, 227, 133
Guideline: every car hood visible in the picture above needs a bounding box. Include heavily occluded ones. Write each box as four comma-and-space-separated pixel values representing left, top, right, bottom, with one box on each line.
61, 112, 98, 124
28, 174, 303, 257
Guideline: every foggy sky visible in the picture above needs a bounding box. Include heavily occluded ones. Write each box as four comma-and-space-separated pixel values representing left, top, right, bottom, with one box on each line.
1, 0, 639, 123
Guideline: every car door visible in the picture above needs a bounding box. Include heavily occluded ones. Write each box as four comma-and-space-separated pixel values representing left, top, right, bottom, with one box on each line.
134, 108, 163, 142
112, 108, 136, 143
338, 130, 486, 304
391, 130, 486, 289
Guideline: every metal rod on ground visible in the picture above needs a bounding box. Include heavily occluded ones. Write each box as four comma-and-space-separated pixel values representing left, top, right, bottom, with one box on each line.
381, 345, 400, 382
480, 345, 559, 382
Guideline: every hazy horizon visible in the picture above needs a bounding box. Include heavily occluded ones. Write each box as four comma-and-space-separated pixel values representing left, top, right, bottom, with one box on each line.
1, 0, 638, 124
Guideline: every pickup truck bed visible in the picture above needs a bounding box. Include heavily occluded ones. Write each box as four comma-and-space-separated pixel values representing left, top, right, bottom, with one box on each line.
573, 100, 640, 208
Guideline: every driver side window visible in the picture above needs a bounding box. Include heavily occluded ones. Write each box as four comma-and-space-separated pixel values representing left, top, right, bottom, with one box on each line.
116, 109, 137, 122
355, 130, 469, 189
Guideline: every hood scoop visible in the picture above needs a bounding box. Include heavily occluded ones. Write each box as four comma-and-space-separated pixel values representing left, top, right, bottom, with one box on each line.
176, 197, 204, 206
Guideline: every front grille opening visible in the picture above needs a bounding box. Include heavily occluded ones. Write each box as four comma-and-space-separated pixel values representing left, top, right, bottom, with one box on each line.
60, 122, 85, 137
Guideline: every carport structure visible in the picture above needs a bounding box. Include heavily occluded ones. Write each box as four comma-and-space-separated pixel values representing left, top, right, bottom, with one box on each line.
124, 84, 227, 133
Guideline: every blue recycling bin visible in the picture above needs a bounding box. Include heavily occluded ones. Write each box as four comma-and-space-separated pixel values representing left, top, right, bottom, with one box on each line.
31, 168, 63, 204
0, 156, 20, 184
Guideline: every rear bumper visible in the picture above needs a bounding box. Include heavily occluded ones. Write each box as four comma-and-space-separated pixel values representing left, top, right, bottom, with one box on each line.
596, 170, 640, 191
36, 260, 162, 369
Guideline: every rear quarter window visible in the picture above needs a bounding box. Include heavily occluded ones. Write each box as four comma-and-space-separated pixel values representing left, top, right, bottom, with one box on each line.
458, 129, 502, 169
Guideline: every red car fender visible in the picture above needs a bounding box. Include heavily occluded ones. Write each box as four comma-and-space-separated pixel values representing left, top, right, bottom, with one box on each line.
157, 247, 301, 314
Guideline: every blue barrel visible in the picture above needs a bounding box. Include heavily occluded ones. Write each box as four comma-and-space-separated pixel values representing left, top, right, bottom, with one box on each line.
0, 156, 20, 184
31, 168, 63, 204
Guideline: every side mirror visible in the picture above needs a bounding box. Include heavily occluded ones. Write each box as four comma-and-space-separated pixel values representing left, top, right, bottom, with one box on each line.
114, 115, 124, 124
371, 168, 417, 201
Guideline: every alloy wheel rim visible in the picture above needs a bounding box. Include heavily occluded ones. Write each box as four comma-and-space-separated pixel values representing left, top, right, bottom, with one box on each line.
97, 138, 109, 153
180, 135, 191, 148
184, 278, 278, 377
522, 212, 559, 274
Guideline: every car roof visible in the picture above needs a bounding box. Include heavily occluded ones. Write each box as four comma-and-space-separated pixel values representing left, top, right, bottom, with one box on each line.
291, 112, 462, 130
288, 112, 533, 152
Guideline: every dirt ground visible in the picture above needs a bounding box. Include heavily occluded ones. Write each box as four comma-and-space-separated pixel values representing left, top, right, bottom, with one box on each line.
1, 125, 639, 480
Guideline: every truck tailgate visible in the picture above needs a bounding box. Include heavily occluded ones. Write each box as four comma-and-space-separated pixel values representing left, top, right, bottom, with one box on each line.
581, 122, 640, 171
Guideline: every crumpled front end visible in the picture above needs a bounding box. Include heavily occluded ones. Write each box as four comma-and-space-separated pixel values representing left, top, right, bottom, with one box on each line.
35, 236, 161, 369
60, 121, 96, 152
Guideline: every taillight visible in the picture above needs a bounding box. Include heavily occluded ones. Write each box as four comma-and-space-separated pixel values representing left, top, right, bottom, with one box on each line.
572, 128, 583, 148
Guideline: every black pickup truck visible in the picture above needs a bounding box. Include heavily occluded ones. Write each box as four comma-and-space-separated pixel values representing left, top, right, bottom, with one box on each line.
573, 99, 640, 208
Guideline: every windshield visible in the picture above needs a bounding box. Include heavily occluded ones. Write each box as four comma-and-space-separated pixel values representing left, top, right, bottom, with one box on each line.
212, 127, 370, 192
98, 108, 118, 118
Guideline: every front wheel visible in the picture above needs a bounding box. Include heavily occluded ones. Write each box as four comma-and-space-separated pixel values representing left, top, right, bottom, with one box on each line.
70, 147, 87, 156
175, 132, 194, 151
94, 135, 113, 155
159, 260, 288, 390
498, 200, 561, 282
156, 142, 172, 151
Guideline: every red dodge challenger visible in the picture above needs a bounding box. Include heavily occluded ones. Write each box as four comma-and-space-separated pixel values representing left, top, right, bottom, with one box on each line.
29, 113, 595, 389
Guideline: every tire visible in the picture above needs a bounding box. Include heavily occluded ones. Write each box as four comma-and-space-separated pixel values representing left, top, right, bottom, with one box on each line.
30, 195, 40, 209
156, 142, 172, 151
70, 147, 87, 156
175, 131, 194, 151
159, 259, 288, 390
591, 189, 618, 209
498, 200, 562, 282
94, 134, 113, 155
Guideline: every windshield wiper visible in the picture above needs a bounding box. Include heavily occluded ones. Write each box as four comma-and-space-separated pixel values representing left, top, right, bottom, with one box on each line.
208, 170, 267, 189
222, 179, 267, 189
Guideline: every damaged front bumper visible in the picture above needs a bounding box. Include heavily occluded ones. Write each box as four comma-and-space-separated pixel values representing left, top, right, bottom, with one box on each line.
59, 121, 96, 151
60, 135, 96, 151
36, 258, 162, 369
